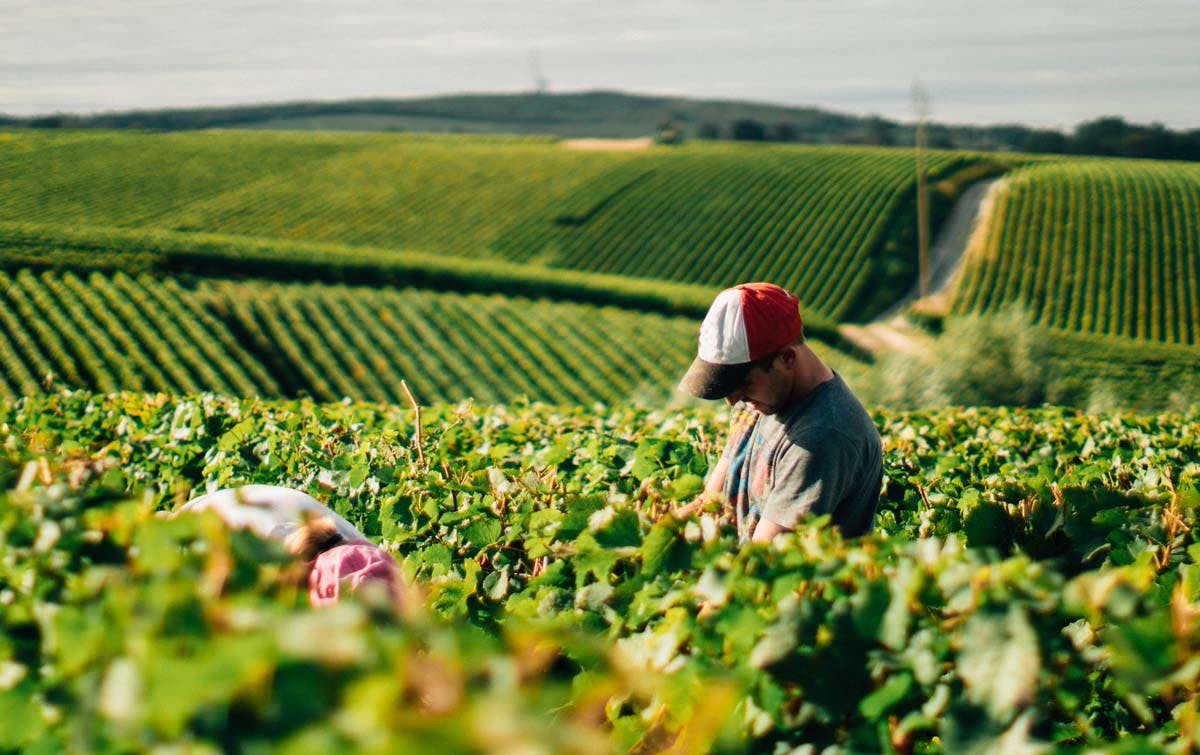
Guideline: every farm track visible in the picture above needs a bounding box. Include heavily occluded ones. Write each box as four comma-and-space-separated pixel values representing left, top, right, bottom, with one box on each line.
561, 137, 653, 151
839, 178, 1002, 356
881, 178, 1003, 319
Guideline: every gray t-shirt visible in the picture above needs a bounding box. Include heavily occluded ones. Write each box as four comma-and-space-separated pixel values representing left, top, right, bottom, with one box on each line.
733, 374, 882, 539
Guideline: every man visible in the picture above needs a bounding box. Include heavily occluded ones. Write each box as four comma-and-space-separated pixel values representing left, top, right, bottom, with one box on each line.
678, 282, 882, 543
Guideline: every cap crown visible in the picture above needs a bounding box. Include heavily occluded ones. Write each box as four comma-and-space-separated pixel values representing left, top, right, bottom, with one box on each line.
697, 282, 802, 365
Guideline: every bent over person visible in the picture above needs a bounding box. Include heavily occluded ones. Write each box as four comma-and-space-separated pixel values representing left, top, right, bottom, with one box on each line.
178, 485, 403, 607
679, 282, 883, 543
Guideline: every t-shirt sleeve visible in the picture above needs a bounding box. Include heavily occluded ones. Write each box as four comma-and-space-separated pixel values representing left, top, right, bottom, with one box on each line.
760, 429, 856, 530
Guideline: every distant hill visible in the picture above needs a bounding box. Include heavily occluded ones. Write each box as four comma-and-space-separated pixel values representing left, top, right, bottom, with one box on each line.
1, 90, 860, 139
6, 90, 1196, 158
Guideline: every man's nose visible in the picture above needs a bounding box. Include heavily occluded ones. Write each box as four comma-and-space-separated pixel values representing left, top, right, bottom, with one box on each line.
725, 389, 743, 406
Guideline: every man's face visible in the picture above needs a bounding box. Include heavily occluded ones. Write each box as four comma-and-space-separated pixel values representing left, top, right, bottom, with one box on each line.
725, 351, 791, 415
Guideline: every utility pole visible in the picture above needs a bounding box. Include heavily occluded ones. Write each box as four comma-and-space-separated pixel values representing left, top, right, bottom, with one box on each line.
529, 49, 548, 95
912, 82, 930, 298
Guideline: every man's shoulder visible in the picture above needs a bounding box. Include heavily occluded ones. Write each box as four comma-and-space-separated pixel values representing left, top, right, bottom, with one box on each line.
764, 378, 877, 460
781, 376, 874, 431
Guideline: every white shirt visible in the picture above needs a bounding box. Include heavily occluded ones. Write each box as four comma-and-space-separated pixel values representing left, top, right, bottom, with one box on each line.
178, 485, 366, 544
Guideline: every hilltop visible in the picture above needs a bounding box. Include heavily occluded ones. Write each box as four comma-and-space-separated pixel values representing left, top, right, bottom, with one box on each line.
5, 90, 1199, 160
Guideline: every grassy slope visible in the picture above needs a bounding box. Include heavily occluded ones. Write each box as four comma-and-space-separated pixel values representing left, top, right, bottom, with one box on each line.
0, 90, 1071, 154
3, 91, 863, 138
235, 113, 678, 138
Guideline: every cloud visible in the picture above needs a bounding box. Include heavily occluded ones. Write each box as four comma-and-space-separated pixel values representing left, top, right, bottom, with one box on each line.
2, 0, 1197, 127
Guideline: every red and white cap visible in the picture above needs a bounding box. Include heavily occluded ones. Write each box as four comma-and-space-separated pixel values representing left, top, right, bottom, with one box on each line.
678, 282, 803, 399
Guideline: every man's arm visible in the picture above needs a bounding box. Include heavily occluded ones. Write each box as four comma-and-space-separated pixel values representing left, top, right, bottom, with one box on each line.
674, 404, 759, 520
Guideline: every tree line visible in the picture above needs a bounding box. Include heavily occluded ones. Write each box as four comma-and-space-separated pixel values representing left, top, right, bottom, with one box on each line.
694, 115, 1200, 161
3, 91, 1197, 162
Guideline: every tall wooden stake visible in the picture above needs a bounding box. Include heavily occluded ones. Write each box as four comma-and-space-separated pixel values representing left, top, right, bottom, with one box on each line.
913, 82, 931, 298
400, 379, 425, 467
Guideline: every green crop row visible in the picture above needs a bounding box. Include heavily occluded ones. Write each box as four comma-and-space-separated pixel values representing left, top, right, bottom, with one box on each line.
197, 278, 706, 406
1, 393, 1199, 751
1039, 328, 1200, 405
952, 158, 1200, 345
0, 270, 275, 397
0, 130, 359, 227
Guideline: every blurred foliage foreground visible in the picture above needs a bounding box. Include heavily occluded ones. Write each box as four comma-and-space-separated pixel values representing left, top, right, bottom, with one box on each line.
2, 392, 1200, 753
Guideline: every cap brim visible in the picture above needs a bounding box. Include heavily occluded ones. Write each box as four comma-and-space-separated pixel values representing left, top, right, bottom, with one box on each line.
678, 357, 752, 400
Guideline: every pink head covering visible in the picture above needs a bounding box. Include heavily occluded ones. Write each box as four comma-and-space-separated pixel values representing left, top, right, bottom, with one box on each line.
308, 542, 401, 608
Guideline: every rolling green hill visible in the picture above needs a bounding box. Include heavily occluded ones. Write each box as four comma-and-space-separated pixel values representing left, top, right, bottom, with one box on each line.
9, 91, 1198, 161
0, 129, 996, 323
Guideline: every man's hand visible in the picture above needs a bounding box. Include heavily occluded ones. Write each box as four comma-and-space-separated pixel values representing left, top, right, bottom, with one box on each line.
672, 490, 719, 520
750, 516, 790, 543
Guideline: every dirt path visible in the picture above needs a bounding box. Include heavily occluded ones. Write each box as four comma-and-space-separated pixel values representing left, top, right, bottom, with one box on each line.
839, 177, 1005, 357
561, 138, 653, 151
878, 177, 1003, 319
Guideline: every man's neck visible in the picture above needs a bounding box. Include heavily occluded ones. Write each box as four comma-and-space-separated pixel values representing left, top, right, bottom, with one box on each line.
784, 345, 834, 408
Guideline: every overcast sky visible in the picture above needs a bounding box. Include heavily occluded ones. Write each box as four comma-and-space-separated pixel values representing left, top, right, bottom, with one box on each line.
3, 0, 1198, 129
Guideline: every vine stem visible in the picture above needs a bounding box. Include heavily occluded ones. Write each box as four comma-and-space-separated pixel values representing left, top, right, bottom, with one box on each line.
400, 379, 425, 467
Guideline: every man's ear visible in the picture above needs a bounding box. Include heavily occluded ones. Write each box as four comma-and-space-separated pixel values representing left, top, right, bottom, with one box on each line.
779, 344, 800, 365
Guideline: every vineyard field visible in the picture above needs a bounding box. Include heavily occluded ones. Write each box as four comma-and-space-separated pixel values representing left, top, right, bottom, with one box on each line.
2, 392, 1199, 751
952, 158, 1200, 345
1, 130, 1198, 409
0, 270, 863, 403
196, 278, 709, 405
0, 130, 361, 227
0, 222, 727, 320
0, 130, 997, 322
488, 147, 982, 320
